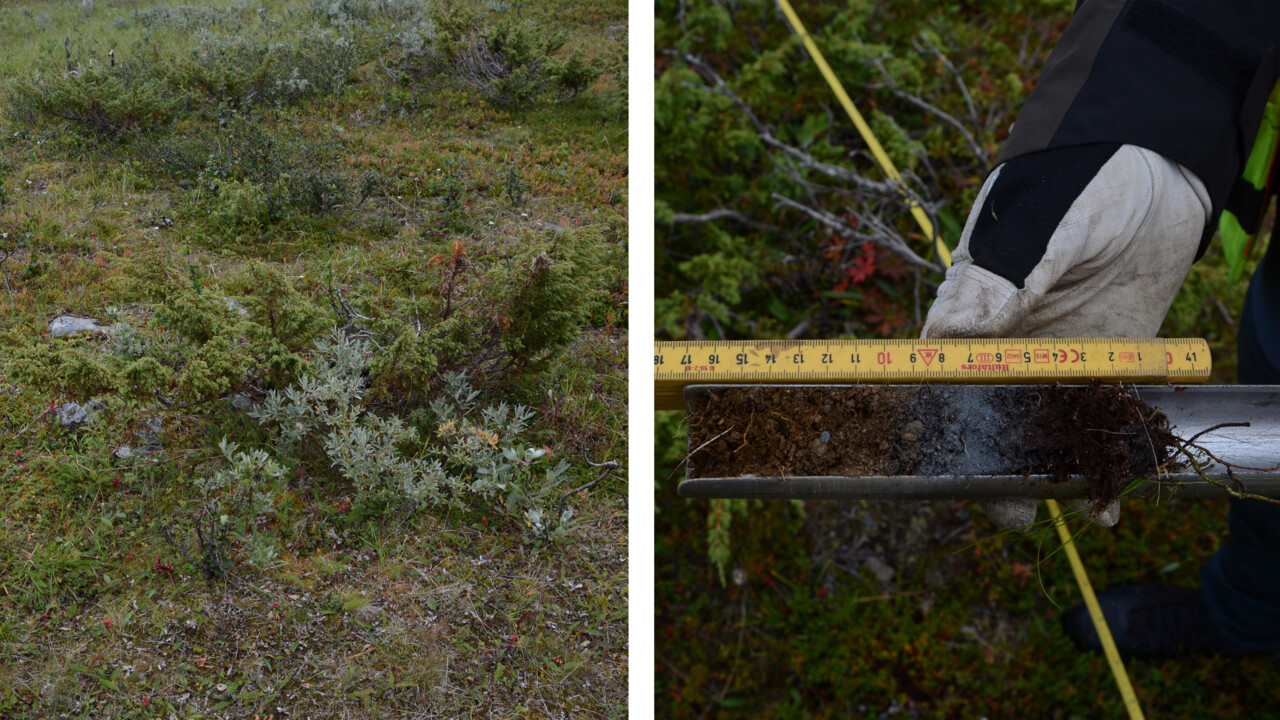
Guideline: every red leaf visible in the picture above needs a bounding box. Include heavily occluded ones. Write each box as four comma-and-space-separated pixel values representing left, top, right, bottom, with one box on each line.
845, 244, 877, 285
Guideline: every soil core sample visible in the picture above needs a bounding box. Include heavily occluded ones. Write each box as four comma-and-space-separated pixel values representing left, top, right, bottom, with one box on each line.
685, 383, 1179, 509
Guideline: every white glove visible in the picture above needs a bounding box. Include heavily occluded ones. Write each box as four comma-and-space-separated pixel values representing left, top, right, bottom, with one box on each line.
924, 144, 1211, 529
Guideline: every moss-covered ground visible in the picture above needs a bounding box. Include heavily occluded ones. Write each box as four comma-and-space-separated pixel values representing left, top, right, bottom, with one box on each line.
0, 0, 627, 717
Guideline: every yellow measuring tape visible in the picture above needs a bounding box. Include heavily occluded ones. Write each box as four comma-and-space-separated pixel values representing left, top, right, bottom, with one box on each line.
655, 337, 1209, 410
1047, 499, 1146, 719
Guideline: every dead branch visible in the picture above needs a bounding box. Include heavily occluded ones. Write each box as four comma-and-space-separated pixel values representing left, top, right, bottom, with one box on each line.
868, 69, 989, 172
668, 208, 780, 233
668, 49, 949, 278
668, 50, 900, 195
771, 193, 945, 274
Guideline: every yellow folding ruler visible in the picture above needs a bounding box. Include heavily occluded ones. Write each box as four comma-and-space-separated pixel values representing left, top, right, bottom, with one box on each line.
654, 338, 1211, 410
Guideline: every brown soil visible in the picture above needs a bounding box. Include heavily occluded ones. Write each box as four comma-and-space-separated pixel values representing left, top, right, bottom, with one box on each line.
686, 383, 1178, 509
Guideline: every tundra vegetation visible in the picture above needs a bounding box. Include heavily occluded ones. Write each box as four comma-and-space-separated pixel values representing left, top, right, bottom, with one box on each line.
655, 0, 1276, 717
0, 0, 627, 716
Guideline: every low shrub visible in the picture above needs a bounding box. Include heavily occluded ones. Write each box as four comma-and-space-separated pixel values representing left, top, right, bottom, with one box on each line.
5, 341, 170, 400
552, 48, 602, 101
359, 226, 609, 399
132, 4, 245, 32
5, 65, 181, 138
428, 8, 606, 107
453, 21, 565, 105
170, 27, 364, 110
207, 178, 273, 232
176, 335, 586, 569
193, 438, 288, 577
503, 163, 528, 206
3, 258, 332, 402
500, 229, 608, 366
140, 116, 355, 224
282, 168, 351, 215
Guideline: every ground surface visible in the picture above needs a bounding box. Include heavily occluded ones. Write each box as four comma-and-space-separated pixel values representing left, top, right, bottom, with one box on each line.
0, 0, 628, 717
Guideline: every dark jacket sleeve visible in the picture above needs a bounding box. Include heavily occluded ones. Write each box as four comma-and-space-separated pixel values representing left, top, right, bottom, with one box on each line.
999, 0, 1280, 253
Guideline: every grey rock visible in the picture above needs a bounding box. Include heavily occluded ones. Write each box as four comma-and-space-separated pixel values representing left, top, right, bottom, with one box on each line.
229, 393, 254, 411
112, 445, 133, 461
57, 402, 90, 427
49, 315, 110, 337
864, 556, 896, 586
141, 416, 163, 445
224, 298, 248, 317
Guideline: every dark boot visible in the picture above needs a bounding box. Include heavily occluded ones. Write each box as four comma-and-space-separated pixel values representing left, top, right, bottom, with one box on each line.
1062, 584, 1250, 659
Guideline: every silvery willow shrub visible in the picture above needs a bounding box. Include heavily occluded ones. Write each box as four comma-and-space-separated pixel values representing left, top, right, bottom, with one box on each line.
195, 438, 287, 575
398, 17, 441, 72
310, 0, 431, 24
132, 4, 246, 32
249, 334, 448, 508
427, 371, 576, 542
230, 335, 582, 544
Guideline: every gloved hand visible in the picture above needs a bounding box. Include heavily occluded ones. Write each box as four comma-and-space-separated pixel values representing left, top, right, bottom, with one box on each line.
923, 143, 1211, 529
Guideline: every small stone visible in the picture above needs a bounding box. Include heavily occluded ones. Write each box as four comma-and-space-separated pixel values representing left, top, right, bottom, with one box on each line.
112, 445, 134, 461
141, 417, 163, 445
865, 556, 896, 585
224, 298, 248, 317
57, 402, 89, 427
900, 420, 925, 443
49, 315, 110, 337
820, 430, 831, 443
229, 393, 254, 411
